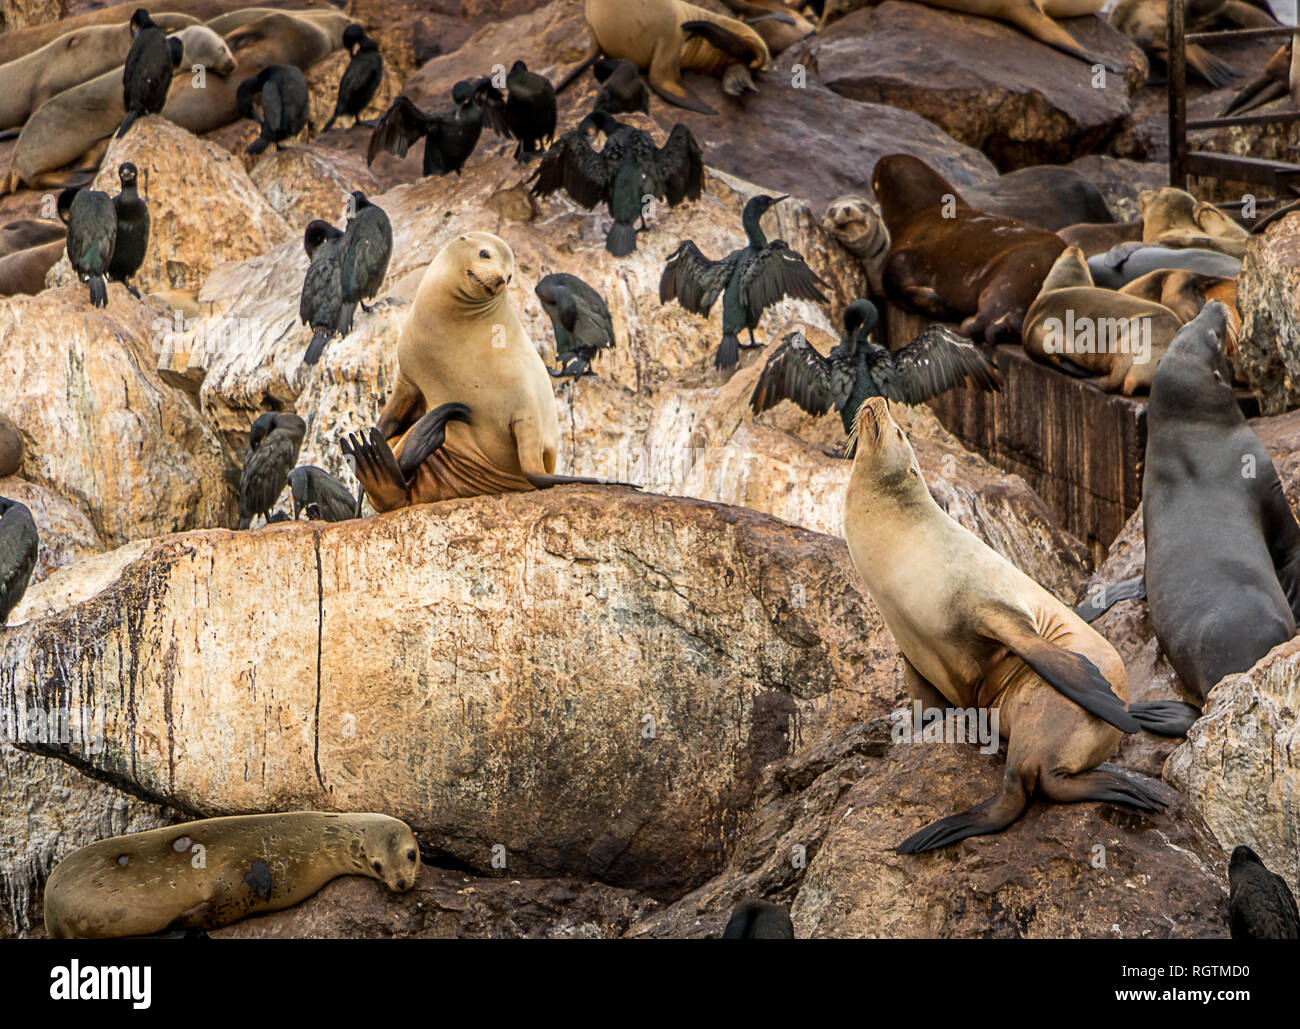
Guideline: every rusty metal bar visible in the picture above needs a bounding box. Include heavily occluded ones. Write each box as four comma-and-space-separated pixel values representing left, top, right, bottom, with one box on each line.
1189, 112, 1300, 129
1168, 0, 1188, 189
1186, 26, 1297, 44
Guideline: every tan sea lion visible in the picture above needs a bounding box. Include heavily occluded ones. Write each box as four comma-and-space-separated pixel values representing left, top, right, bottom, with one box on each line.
874, 153, 1065, 342
346, 232, 563, 512
1220, 32, 1299, 116
1058, 218, 1143, 256
1022, 245, 1184, 393
560, 0, 771, 114
1109, 0, 1246, 87
843, 395, 1170, 853
0, 218, 64, 259
43, 812, 420, 939
4, 25, 237, 194
0, 413, 23, 477
718, 0, 817, 54
823, 194, 889, 295
0, 239, 64, 296
1119, 267, 1240, 328
0, 14, 201, 132
1139, 188, 1247, 258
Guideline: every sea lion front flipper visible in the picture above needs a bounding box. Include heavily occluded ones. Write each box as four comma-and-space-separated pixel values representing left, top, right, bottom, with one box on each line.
1073, 575, 1145, 622
1127, 701, 1201, 737
396, 402, 471, 480
375, 373, 425, 442
981, 607, 1142, 733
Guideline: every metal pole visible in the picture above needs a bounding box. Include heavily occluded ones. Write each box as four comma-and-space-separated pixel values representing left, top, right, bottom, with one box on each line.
1168, 0, 1188, 189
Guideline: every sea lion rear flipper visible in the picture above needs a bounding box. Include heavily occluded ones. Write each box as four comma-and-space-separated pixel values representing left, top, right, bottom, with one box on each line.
1005, 10, 1123, 74
397, 402, 471, 479
648, 40, 716, 115
680, 20, 762, 63
1073, 575, 1145, 622
896, 763, 1029, 854
1127, 701, 1201, 737
982, 607, 1142, 733
1187, 43, 1242, 88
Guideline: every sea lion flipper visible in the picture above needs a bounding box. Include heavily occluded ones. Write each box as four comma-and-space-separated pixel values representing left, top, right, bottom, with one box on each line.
680, 20, 761, 64
896, 763, 1029, 854
647, 40, 716, 115
1073, 575, 1145, 622
396, 402, 471, 479
1127, 701, 1201, 737
983, 608, 1141, 733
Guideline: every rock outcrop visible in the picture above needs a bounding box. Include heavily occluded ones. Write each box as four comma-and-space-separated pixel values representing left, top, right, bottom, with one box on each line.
1237, 212, 1300, 416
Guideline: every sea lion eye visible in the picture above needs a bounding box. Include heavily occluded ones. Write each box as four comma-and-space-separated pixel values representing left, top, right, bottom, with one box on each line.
372, 860, 382, 872
406, 850, 416, 861
479, 249, 490, 259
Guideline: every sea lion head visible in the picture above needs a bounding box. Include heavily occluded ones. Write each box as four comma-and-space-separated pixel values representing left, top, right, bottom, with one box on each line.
1193, 201, 1248, 240
360, 817, 421, 893
1150, 300, 1235, 416
847, 396, 926, 504
872, 154, 963, 233
1139, 187, 1199, 240
1040, 245, 1093, 292
822, 194, 888, 261
444, 231, 514, 306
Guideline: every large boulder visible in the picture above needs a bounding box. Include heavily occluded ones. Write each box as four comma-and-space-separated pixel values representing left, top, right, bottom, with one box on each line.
790, 2, 1145, 169
1237, 212, 1300, 416
2, 488, 897, 896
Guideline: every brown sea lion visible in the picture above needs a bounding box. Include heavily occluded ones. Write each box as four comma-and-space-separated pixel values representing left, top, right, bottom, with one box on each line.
1119, 267, 1240, 328
1022, 245, 1183, 393
560, 0, 771, 115
1109, 0, 1246, 88
43, 812, 420, 939
0, 239, 64, 296
874, 153, 1065, 342
718, 0, 817, 54
0, 218, 64, 259
843, 395, 1169, 853
1139, 188, 1247, 258
1058, 218, 1144, 255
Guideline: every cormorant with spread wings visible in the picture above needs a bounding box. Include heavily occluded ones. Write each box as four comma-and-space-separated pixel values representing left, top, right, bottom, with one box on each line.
367, 79, 488, 177
531, 110, 704, 257
750, 299, 1001, 454
660, 194, 828, 371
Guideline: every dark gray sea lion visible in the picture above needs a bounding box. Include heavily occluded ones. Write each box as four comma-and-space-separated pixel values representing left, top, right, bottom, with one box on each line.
964, 165, 1114, 232
1087, 243, 1242, 289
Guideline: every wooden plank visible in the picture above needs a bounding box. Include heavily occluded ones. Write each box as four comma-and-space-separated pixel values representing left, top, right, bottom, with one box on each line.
1186, 151, 1300, 186
1168, 0, 1188, 189
1188, 112, 1300, 130
1186, 26, 1298, 43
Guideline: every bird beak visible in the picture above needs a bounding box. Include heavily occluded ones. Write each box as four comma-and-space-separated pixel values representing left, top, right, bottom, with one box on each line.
772, 195, 790, 204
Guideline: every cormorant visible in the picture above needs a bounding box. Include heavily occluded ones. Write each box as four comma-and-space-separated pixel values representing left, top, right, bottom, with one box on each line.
239, 412, 307, 529
0, 497, 38, 626
535, 273, 615, 378
58, 187, 116, 308
479, 60, 557, 161
300, 220, 345, 365
660, 194, 828, 370
288, 465, 360, 522
323, 24, 384, 131
118, 9, 182, 139
238, 64, 310, 156
1229, 845, 1300, 939
531, 110, 704, 256
367, 79, 486, 177
721, 900, 794, 939
338, 192, 391, 337
750, 299, 1002, 453
592, 58, 650, 116
109, 163, 148, 299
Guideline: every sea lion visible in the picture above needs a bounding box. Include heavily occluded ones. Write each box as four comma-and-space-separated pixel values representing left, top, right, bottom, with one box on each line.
843, 395, 1168, 853
874, 153, 1065, 342
1109, 0, 1244, 87
0, 218, 64, 259
963, 165, 1114, 232
561, 0, 771, 115
1221, 32, 1299, 116
718, 0, 817, 54
1087, 242, 1241, 288
1058, 218, 1143, 256
1139, 188, 1247, 258
43, 812, 420, 939
4, 25, 236, 194
1118, 267, 1240, 335
0, 14, 200, 132
823, 194, 889, 296
0, 0, 238, 64
0, 413, 24, 477
346, 232, 561, 511
1142, 301, 1300, 703
0, 239, 64, 297
722, 899, 795, 938
1023, 245, 1183, 393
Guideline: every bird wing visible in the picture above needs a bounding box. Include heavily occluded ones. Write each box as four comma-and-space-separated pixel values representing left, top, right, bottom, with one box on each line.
739, 241, 829, 316
367, 96, 436, 163
659, 240, 736, 315
0, 507, 37, 622
531, 132, 608, 208
749, 330, 836, 417
340, 219, 390, 300
261, 78, 284, 133
884, 325, 1002, 403
475, 80, 511, 138
571, 299, 616, 352
654, 124, 705, 205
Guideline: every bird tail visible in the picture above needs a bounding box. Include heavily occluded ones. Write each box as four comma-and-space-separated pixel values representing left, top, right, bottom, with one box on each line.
115, 111, 138, 139
605, 221, 637, 258
337, 302, 356, 337
714, 332, 740, 371
305, 330, 330, 365
89, 277, 108, 308
246, 134, 270, 156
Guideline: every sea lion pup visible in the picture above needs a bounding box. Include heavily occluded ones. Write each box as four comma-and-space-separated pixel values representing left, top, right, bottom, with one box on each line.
558, 0, 771, 115
59, 187, 117, 308
343, 232, 626, 511
238, 412, 306, 528
1139, 188, 1248, 258
288, 465, 360, 521
43, 812, 420, 939
0, 219, 64, 259
1022, 246, 1184, 393
0, 414, 24, 478
843, 397, 1174, 853
0, 14, 200, 132
1087, 241, 1241, 288
109, 162, 148, 298
1228, 846, 1300, 939
238, 64, 310, 155
0, 496, 38, 625
322, 24, 383, 132
118, 9, 183, 139
3, 25, 234, 194
338, 192, 392, 336
721, 899, 795, 938
0, 240, 65, 297
823, 195, 888, 296
1142, 302, 1300, 704
874, 154, 1065, 343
